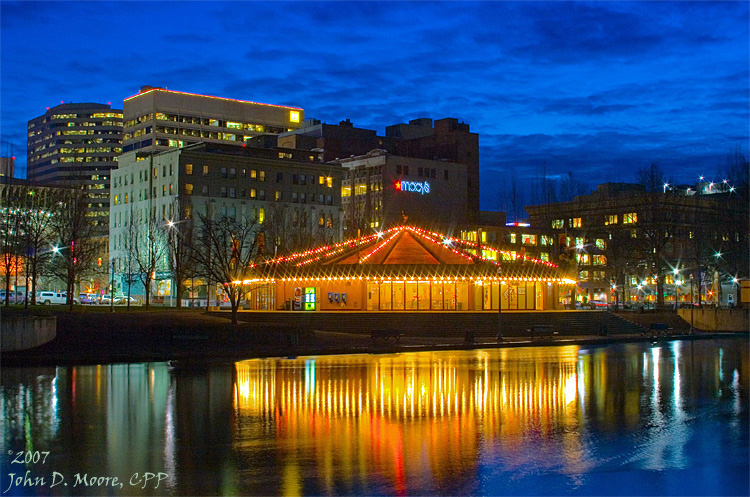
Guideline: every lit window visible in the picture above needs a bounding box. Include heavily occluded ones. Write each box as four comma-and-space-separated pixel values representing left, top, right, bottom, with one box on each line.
185, 183, 193, 195
623, 212, 637, 224
290, 111, 300, 123
258, 208, 265, 224
605, 214, 618, 225
540, 252, 549, 261
595, 239, 606, 249
203, 165, 209, 176
326, 177, 333, 188
576, 253, 590, 265
593, 255, 607, 265
551, 219, 564, 229
509, 233, 517, 244
522, 234, 537, 245
275, 191, 282, 201
250, 189, 257, 199
572, 217, 582, 228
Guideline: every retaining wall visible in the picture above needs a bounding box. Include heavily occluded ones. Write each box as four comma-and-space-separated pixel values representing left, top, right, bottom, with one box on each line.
1, 314, 57, 351
678, 308, 749, 332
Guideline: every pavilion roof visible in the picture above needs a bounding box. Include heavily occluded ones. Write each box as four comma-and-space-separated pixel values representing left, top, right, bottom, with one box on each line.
252, 226, 567, 283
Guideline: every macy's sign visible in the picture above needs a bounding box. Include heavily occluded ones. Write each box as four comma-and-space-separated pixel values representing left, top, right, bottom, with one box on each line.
395, 180, 430, 195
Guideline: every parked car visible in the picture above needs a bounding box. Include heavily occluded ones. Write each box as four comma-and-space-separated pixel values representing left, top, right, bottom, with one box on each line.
38, 291, 78, 305
99, 294, 112, 305
586, 300, 608, 310
114, 296, 140, 305
0, 289, 25, 304
79, 293, 98, 304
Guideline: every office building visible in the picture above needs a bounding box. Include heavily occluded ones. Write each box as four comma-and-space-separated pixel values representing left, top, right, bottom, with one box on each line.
109, 142, 341, 301
337, 149, 468, 235
122, 86, 304, 155
27, 103, 123, 234
280, 117, 480, 221
526, 182, 748, 307
387, 118, 479, 221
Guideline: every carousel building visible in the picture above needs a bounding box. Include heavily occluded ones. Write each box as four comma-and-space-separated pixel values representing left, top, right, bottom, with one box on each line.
245, 226, 573, 311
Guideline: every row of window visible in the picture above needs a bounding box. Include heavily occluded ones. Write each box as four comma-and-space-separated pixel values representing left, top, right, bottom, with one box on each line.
184, 163, 334, 187
125, 112, 288, 134
552, 213, 637, 229
395, 165, 450, 180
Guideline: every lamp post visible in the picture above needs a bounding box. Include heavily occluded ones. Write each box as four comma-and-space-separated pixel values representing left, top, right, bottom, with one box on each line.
496, 266, 503, 343
689, 273, 694, 334
110, 258, 115, 313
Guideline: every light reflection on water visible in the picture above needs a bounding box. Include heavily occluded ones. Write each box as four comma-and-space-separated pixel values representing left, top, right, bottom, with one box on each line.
1, 339, 748, 496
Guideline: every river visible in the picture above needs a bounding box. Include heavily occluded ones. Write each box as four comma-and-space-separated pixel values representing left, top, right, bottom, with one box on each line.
1, 338, 747, 495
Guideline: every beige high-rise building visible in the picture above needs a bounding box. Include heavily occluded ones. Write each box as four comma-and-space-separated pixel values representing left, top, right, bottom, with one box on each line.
122, 86, 304, 156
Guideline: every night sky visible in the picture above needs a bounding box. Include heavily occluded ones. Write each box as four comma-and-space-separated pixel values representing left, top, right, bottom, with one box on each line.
2, 1, 747, 211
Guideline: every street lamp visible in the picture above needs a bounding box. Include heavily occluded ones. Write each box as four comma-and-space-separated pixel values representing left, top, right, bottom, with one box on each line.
689, 273, 694, 333
110, 258, 115, 313
496, 266, 503, 343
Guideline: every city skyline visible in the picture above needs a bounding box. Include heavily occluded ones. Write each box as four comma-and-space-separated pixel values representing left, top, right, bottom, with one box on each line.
1, 1, 748, 210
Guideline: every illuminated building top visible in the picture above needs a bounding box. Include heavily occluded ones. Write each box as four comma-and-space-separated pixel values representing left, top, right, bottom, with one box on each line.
258, 225, 563, 282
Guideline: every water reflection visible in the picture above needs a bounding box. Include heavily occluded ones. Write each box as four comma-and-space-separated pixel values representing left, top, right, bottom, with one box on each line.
1, 339, 748, 496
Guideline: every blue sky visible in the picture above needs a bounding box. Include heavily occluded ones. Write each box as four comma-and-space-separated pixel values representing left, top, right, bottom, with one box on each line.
1, 1, 748, 210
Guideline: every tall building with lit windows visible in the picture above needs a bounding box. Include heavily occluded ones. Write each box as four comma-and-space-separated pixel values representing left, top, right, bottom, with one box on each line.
122, 86, 304, 156
338, 149, 468, 235
109, 143, 341, 301
27, 102, 123, 233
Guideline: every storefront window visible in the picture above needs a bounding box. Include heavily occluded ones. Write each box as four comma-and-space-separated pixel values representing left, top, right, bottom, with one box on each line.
417, 282, 429, 310
431, 283, 443, 310
392, 282, 405, 310
405, 282, 419, 309
455, 281, 469, 311
379, 282, 392, 310
444, 282, 456, 310
367, 282, 379, 310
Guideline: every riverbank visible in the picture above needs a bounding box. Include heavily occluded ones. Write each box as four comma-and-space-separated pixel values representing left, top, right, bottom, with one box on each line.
2, 307, 747, 367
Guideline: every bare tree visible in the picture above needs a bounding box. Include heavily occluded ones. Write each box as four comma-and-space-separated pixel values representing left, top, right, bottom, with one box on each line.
193, 208, 260, 326
131, 211, 168, 309
47, 186, 99, 308
559, 171, 588, 202
632, 164, 678, 307
165, 198, 195, 308
20, 192, 55, 306
0, 186, 23, 306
